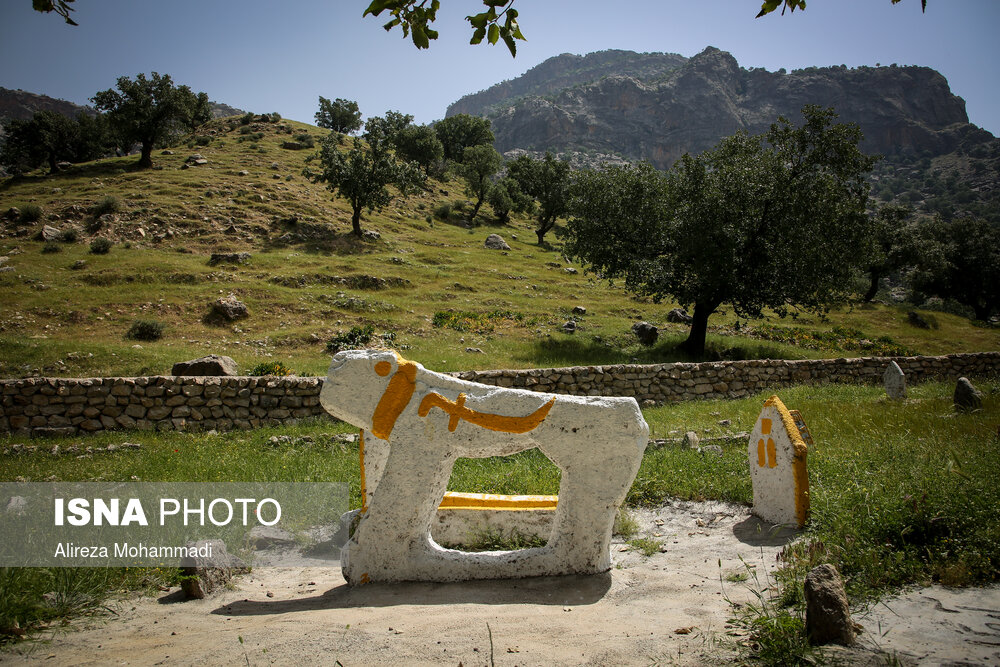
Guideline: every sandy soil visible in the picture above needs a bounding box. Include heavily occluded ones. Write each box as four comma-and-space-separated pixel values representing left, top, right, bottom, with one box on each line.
2, 500, 997, 666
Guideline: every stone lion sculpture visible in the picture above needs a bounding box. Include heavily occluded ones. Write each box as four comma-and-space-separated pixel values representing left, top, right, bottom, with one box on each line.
320, 349, 648, 584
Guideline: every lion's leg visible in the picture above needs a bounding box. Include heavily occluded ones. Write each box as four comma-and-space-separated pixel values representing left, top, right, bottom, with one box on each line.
541, 432, 646, 574
342, 435, 455, 585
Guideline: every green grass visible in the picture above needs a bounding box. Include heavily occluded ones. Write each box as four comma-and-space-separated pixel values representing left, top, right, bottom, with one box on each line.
2, 379, 996, 644
1, 116, 996, 380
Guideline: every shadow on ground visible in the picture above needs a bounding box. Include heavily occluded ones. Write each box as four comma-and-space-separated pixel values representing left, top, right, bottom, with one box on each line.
206, 571, 612, 616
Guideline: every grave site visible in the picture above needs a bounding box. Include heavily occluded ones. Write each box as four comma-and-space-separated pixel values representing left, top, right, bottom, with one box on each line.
3, 3, 1000, 665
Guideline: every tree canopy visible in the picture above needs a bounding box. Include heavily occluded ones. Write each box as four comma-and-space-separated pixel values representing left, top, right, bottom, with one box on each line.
91, 72, 209, 169
433, 114, 494, 163
565, 106, 879, 356
459, 144, 502, 220
507, 152, 571, 244
305, 115, 423, 238
315, 97, 363, 135
393, 124, 444, 176
364, 0, 525, 56
756, 0, 926, 18
0, 110, 110, 175
908, 216, 999, 321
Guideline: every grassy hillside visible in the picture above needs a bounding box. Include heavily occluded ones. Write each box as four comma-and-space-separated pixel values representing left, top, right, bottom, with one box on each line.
1, 115, 997, 380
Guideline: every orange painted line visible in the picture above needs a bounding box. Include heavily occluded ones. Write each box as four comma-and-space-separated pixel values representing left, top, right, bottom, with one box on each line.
418, 392, 556, 434
763, 395, 810, 527
359, 429, 367, 513
438, 491, 558, 511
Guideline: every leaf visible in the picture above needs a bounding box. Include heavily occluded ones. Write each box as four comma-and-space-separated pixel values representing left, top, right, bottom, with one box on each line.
468, 13, 488, 29
502, 32, 517, 57
412, 25, 430, 49
488, 23, 500, 45
470, 26, 486, 45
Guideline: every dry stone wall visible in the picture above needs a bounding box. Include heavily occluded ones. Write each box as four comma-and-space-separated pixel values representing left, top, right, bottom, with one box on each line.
1, 352, 997, 437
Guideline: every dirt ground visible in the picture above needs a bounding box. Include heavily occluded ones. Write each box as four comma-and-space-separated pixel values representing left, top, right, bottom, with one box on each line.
3, 500, 998, 666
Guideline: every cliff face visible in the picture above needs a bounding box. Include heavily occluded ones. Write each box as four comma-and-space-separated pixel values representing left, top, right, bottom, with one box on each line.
447, 49, 688, 118
451, 47, 987, 169
0, 87, 94, 124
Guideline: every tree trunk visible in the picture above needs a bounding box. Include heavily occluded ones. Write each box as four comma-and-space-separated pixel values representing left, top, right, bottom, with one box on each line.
679, 301, 718, 358
471, 195, 484, 221
48, 152, 59, 175
137, 142, 154, 169
535, 216, 554, 244
972, 303, 990, 322
863, 270, 881, 302
351, 208, 363, 238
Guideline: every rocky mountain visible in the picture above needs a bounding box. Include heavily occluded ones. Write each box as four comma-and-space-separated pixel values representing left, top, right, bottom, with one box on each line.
0, 87, 95, 124
448, 47, 994, 170
0, 87, 243, 126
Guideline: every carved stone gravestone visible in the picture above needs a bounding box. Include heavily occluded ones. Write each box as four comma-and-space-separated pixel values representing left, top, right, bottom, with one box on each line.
883, 361, 906, 400
748, 395, 810, 528
320, 350, 649, 585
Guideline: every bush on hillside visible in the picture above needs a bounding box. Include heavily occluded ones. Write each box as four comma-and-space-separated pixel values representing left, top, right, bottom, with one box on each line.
91, 195, 122, 217
125, 319, 164, 341
89, 237, 112, 254
19, 204, 43, 223
249, 361, 294, 376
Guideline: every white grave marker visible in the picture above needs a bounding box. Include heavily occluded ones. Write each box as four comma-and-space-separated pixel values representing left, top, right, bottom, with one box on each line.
883, 361, 907, 400
748, 395, 810, 527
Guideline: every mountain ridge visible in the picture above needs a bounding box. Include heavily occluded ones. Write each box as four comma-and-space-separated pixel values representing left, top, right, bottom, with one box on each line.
448, 47, 994, 170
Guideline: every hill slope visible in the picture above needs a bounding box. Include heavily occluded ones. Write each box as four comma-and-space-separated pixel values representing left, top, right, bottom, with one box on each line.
0, 114, 997, 380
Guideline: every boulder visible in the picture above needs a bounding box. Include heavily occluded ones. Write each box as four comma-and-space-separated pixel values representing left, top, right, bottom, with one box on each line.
954, 377, 983, 412
210, 294, 249, 322
4, 207, 20, 221
632, 321, 659, 346
561, 320, 577, 334
907, 310, 931, 329
484, 234, 511, 251
208, 252, 251, 266
571, 306, 587, 315
180, 539, 248, 599
682, 431, 700, 449
883, 361, 906, 400
172, 354, 239, 377
804, 564, 855, 645
41, 225, 62, 241
362, 230, 381, 241
667, 308, 693, 324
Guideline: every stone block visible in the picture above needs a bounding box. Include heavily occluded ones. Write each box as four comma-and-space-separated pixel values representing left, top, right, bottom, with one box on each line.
748, 395, 809, 527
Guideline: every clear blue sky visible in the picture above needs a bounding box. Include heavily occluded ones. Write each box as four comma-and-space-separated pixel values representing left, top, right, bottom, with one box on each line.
1, 0, 998, 136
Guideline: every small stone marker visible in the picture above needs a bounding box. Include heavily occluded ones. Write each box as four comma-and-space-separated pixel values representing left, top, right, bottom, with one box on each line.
180, 539, 248, 599
682, 431, 700, 449
748, 395, 809, 527
804, 564, 855, 646
954, 377, 983, 412
883, 361, 906, 400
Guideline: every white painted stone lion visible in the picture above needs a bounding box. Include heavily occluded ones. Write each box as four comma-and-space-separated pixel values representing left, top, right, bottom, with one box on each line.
320, 349, 649, 584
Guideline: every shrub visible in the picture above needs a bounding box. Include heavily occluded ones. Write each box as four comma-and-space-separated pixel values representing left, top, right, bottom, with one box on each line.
195, 136, 212, 146
19, 204, 43, 223
239, 125, 253, 135
249, 361, 294, 376
61, 228, 78, 243
125, 319, 164, 341
89, 237, 112, 254
41, 241, 62, 254
240, 112, 254, 125
326, 324, 375, 353
433, 202, 451, 220
268, 112, 281, 122
294, 133, 315, 148
91, 195, 122, 217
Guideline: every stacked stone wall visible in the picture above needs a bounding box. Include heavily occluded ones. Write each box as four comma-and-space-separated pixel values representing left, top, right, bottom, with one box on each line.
1, 352, 997, 437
